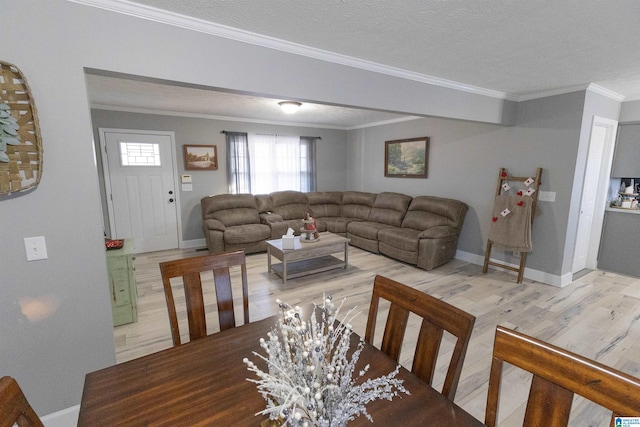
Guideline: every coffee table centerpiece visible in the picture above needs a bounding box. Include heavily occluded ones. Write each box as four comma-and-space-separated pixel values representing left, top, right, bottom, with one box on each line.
300, 213, 319, 243
244, 297, 408, 427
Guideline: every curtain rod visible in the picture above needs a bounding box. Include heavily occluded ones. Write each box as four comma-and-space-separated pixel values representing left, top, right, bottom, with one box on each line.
221, 130, 321, 139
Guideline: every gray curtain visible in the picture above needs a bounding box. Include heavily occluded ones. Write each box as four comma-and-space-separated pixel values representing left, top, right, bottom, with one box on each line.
300, 136, 318, 192
225, 132, 250, 194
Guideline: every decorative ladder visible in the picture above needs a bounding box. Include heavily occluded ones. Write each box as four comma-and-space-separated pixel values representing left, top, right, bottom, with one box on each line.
482, 167, 543, 283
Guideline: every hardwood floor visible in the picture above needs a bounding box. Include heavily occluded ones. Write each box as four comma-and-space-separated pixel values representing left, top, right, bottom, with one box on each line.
115, 246, 640, 426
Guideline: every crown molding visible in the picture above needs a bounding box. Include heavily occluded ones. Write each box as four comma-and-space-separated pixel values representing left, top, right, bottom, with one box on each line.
68, 0, 516, 101
517, 83, 625, 102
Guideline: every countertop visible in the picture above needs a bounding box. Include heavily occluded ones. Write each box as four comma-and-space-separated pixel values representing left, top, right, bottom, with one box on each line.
606, 206, 640, 215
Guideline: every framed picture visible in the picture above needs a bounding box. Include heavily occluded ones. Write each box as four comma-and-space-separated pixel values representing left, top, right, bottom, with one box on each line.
183, 144, 218, 171
384, 137, 429, 178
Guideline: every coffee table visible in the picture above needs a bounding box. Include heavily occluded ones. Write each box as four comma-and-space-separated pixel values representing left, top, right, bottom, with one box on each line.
266, 232, 350, 284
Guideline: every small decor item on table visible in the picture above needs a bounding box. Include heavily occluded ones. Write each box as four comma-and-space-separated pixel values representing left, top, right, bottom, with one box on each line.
105, 239, 124, 250
244, 296, 409, 427
299, 213, 319, 243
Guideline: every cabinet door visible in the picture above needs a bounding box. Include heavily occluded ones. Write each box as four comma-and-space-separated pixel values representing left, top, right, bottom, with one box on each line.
598, 211, 640, 277
612, 124, 640, 177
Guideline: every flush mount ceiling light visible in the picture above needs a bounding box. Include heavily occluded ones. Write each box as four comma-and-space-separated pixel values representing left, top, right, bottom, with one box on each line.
278, 101, 302, 114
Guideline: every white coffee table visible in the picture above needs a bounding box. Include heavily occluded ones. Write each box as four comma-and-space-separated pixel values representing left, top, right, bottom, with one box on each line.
266, 232, 350, 284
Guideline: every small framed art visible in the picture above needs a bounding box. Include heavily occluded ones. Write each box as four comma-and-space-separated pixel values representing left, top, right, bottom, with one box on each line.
384, 137, 429, 178
184, 144, 218, 171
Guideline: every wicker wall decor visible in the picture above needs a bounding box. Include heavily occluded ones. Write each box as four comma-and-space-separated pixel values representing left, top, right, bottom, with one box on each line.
0, 61, 43, 195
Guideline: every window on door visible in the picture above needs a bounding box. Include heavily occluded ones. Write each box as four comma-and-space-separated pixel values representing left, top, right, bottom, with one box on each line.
226, 132, 317, 194
119, 142, 161, 166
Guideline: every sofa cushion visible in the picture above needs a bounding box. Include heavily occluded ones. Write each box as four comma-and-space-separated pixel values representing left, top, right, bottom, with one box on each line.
270, 190, 311, 220
368, 192, 412, 227
378, 227, 421, 252
307, 191, 343, 217
315, 217, 354, 235
341, 191, 376, 220
347, 221, 397, 240
254, 194, 272, 213
402, 196, 469, 231
202, 194, 261, 226
224, 224, 272, 245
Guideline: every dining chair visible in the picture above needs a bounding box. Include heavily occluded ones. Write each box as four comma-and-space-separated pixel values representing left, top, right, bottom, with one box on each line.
0, 376, 43, 427
485, 325, 640, 427
364, 275, 476, 400
159, 250, 249, 346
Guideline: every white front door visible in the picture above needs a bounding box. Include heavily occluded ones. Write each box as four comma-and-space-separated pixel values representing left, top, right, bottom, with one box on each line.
572, 117, 617, 273
101, 129, 180, 253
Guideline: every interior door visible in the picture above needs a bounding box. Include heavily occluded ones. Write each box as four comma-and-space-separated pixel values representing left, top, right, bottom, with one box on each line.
572, 117, 617, 273
103, 130, 179, 253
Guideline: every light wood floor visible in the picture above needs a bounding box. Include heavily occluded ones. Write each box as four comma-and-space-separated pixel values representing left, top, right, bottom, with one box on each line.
115, 246, 640, 426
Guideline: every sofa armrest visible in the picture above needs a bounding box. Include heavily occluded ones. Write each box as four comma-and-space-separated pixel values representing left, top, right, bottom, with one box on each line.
260, 212, 284, 224
203, 218, 226, 232
419, 225, 458, 239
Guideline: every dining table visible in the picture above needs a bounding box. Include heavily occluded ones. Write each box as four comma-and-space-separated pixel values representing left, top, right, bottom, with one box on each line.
78, 314, 485, 426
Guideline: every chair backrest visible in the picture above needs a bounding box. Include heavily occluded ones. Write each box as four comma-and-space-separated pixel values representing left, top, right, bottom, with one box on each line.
485, 325, 640, 427
0, 376, 43, 427
364, 275, 476, 400
159, 250, 249, 346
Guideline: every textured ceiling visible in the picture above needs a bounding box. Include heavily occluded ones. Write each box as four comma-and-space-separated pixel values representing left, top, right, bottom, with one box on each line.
86, 0, 640, 128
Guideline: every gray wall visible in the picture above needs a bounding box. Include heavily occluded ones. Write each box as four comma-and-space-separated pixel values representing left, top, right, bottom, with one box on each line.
620, 100, 640, 122
90, 109, 348, 242
346, 91, 609, 279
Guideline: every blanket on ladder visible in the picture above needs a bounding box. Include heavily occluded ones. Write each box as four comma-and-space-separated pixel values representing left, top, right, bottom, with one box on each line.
488, 194, 533, 252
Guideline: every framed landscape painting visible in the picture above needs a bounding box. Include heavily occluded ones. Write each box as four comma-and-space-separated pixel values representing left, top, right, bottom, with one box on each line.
384, 137, 429, 178
184, 144, 218, 170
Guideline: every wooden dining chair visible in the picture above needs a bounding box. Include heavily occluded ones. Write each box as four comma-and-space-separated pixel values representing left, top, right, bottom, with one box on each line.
159, 250, 249, 346
0, 376, 43, 427
364, 275, 476, 400
485, 325, 640, 427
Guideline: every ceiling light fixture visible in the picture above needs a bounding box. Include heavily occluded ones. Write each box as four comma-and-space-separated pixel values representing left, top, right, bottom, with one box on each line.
278, 101, 302, 114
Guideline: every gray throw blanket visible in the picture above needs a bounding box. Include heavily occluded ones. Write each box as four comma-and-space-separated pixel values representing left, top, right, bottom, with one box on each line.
488, 194, 533, 252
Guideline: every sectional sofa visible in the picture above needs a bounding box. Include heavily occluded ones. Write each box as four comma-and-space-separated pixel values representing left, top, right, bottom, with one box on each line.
201, 190, 468, 270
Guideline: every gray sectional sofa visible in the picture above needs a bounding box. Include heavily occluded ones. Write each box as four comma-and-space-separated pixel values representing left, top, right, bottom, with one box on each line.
201, 190, 468, 270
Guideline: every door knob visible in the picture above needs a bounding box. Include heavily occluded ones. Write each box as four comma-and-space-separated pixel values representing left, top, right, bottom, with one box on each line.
169, 198, 174, 203
168, 190, 173, 195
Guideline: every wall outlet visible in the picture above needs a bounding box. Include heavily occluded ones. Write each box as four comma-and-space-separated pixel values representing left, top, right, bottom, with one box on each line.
24, 236, 48, 261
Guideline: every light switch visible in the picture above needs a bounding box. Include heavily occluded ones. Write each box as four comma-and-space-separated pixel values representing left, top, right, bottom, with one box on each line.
182, 183, 193, 192
24, 236, 48, 261
539, 191, 556, 202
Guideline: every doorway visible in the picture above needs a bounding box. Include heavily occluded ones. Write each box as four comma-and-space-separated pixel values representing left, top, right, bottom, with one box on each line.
572, 116, 618, 274
100, 128, 181, 253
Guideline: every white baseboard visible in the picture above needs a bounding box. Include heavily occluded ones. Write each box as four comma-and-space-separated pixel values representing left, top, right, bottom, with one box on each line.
181, 238, 206, 249
41, 404, 79, 427
455, 250, 569, 287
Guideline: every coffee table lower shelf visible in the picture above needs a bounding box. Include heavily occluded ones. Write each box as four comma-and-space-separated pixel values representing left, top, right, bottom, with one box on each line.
270, 255, 345, 282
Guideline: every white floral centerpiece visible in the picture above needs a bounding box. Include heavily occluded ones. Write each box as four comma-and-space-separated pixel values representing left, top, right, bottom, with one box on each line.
243, 296, 409, 427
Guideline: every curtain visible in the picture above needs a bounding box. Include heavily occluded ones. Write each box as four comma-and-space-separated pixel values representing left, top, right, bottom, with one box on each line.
249, 134, 302, 193
225, 132, 250, 194
300, 136, 318, 192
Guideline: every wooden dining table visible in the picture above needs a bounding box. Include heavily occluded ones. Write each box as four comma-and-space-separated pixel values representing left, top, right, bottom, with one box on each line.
78, 315, 485, 426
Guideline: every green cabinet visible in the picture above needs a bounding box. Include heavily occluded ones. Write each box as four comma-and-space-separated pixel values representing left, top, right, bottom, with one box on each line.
106, 239, 137, 326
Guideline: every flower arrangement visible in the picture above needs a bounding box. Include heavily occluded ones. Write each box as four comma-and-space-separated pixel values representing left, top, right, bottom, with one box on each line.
244, 296, 409, 427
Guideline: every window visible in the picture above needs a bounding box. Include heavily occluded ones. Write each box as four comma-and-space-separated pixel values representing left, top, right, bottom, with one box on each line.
226, 132, 317, 194
119, 142, 161, 166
